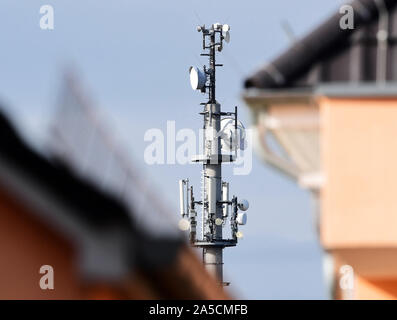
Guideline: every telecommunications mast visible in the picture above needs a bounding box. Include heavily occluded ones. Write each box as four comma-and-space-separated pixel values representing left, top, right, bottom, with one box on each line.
179, 23, 249, 286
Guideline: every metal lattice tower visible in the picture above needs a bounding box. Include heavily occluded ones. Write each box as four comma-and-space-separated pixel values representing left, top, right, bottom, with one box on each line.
179, 23, 249, 286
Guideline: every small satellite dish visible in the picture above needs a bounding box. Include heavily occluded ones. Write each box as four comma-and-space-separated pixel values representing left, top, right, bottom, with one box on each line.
236, 231, 244, 239
215, 218, 223, 226
220, 118, 246, 152
238, 199, 249, 211
178, 218, 190, 231
189, 66, 207, 90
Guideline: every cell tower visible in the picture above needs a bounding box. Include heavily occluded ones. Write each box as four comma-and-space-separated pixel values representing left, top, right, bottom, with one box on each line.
179, 23, 249, 286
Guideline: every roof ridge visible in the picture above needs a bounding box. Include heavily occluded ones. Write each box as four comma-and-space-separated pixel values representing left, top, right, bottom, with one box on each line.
245, 0, 397, 89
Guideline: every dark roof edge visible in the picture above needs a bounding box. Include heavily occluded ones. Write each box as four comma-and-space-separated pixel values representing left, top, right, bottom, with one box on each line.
244, 0, 397, 89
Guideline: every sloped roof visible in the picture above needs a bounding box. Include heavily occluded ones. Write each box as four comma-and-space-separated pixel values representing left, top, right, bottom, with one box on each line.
0, 108, 228, 299
245, 0, 397, 89
50, 73, 179, 238
0, 109, 181, 276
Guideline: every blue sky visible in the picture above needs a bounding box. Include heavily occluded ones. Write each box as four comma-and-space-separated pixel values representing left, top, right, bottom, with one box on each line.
0, 0, 346, 299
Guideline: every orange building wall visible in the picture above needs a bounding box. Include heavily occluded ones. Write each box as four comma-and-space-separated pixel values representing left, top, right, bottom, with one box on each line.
0, 186, 130, 299
354, 277, 397, 300
319, 96, 397, 299
320, 97, 397, 248
246, 93, 397, 299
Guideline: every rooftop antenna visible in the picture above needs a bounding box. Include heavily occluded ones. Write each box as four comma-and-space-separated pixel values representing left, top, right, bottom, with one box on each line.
281, 20, 297, 44
179, 23, 249, 286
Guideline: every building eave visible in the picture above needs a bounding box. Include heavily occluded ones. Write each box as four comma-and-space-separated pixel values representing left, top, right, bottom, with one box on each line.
243, 82, 397, 109
243, 87, 314, 107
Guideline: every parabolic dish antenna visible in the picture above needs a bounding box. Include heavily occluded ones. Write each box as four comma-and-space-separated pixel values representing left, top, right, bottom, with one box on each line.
189, 66, 207, 90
